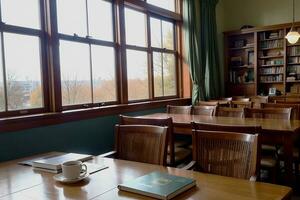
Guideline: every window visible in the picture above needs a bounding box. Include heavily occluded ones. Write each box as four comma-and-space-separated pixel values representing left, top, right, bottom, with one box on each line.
151, 17, 177, 97
57, 0, 117, 107
125, 8, 149, 101
0, 0, 182, 117
147, 0, 176, 12
0, 0, 45, 114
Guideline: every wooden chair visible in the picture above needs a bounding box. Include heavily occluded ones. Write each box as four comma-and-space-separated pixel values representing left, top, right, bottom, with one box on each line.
192, 105, 217, 116
262, 103, 300, 177
262, 103, 300, 120
251, 96, 269, 108
244, 107, 292, 182
119, 115, 175, 166
244, 108, 292, 119
191, 126, 259, 180
166, 105, 193, 165
216, 107, 244, 118
232, 96, 249, 101
114, 125, 168, 165
167, 105, 192, 114
221, 97, 233, 101
231, 101, 253, 108
196, 101, 219, 106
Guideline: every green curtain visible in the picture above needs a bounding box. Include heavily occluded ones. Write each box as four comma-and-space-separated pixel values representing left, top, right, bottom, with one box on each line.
183, 0, 206, 104
183, 0, 221, 103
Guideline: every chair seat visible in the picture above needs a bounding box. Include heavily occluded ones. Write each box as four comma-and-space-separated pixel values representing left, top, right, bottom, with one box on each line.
167, 147, 192, 165
261, 156, 277, 168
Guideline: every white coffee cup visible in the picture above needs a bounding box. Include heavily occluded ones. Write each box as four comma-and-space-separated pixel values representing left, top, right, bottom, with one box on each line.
61, 161, 87, 180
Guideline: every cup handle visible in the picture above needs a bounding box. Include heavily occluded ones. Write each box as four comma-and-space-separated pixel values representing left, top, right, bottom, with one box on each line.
81, 163, 87, 176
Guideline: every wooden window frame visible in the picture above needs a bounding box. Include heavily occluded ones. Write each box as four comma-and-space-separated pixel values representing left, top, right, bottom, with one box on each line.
0, 0, 50, 118
0, 0, 188, 121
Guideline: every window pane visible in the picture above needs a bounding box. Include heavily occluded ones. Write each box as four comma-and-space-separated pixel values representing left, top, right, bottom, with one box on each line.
162, 21, 174, 50
0, 37, 4, 111
153, 52, 163, 97
125, 8, 147, 47
57, 0, 87, 36
88, 0, 113, 41
1, 0, 40, 29
150, 18, 162, 48
91, 45, 116, 102
163, 53, 176, 96
127, 50, 149, 100
4, 33, 43, 110
153, 52, 176, 97
147, 0, 175, 12
60, 40, 92, 106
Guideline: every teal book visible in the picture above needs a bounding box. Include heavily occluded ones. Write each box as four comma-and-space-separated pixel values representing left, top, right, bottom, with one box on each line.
118, 171, 196, 200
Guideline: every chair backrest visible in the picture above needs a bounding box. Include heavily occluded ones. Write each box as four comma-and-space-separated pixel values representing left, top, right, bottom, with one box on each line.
192, 105, 217, 116
244, 108, 292, 120
119, 115, 173, 165
192, 129, 258, 180
232, 96, 249, 101
192, 122, 261, 134
196, 101, 219, 106
166, 105, 192, 114
262, 103, 300, 120
251, 96, 269, 108
231, 101, 253, 108
115, 125, 168, 165
221, 97, 233, 101
216, 107, 244, 118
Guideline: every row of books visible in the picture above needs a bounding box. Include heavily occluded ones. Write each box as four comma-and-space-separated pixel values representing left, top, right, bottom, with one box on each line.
260, 40, 283, 49
229, 70, 254, 84
260, 59, 284, 65
288, 46, 300, 56
288, 57, 300, 64
259, 30, 284, 40
259, 67, 284, 75
260, 74, 283, 82
290, 84, 300, 94
287, 65, 300, 74
259, 51, 284, 57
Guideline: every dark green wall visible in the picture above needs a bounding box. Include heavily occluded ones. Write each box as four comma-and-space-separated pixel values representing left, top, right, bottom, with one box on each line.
0, 107, 165, 162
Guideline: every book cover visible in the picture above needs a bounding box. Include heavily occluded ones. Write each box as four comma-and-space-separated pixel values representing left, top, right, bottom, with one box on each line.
32, 153, 93, 170
118, 171, 196, 200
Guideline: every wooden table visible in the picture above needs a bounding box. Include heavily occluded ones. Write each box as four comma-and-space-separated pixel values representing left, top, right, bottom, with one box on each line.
0, 154, 292, 200
141, 113, 300, 185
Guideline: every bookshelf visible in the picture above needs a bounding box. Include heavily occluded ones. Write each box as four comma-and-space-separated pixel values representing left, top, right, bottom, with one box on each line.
225, 32, 256, 96
224, 22, 300, 97
257, 29, 285, 95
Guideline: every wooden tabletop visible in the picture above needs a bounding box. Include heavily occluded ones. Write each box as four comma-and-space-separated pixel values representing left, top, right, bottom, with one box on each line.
142, 113, 300, 132
0, 154, 292, 200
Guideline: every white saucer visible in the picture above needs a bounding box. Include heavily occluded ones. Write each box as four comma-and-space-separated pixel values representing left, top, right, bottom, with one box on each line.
53, 173, 89, 183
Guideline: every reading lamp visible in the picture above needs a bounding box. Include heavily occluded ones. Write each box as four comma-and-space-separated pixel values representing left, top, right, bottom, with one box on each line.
286, 0, 300, 44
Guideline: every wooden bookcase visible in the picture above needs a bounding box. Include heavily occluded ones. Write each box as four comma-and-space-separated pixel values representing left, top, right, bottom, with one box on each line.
224, 22, 300, 97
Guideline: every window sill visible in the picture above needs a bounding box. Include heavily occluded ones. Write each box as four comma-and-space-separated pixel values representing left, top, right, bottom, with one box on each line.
0, 98, 191, 133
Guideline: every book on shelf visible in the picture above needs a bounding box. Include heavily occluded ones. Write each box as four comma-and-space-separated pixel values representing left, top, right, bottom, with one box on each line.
260, 74, 283, 82
260, 30, 284, 40
260, 40, 283, 49
259, 66, 284, 74
288, 65, 300, 74
32, 153, 93, 172
118, 171, 196, 200
288, 46, 300, 56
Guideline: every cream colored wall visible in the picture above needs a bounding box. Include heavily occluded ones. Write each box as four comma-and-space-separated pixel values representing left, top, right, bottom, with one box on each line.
220, 0, 300, 32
